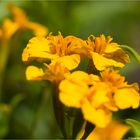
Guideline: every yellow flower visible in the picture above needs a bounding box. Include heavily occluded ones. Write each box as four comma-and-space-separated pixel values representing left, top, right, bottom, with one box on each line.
22, 33, 83, 70
59, 69, 140, 127
86, 35, 130, 70
26, 62, 70, 83
8, 4, 48, 36
8, 4, 29, 28
101, 69, 140, 110
0, 4, 48, 40
86, 119, 130, 140
59, 71, 112, 127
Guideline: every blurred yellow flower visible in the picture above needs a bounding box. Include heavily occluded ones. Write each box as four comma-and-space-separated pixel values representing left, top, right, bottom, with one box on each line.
8, 4, 48, 36
59, 69, 140, 127
0, 4, 48, 40
86, 119, 130, 140
22, 33, 83, 70
26, 62, 70, 83
86, 35, 130, 70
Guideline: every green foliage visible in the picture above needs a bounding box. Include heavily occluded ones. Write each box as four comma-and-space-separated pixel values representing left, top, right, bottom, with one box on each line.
125, 119, 140, 137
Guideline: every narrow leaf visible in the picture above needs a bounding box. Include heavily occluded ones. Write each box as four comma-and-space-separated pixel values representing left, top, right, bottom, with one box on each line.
120, 45, 140, 64
125, 118, 140, 137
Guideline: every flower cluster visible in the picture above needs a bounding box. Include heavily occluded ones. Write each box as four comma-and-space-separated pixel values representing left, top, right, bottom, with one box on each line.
22, 32, 140, 139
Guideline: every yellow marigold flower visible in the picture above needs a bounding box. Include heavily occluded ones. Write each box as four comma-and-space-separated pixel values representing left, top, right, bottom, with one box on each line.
86, 119, 130, 140
86, 35, 130, 70
22, 33, 83, 70
59, 70, 140, 127
8, 4, 29, 28
8, 4, 48, 36
59, 71, 112, 127
26, 62, 70, 83
100, 69, 140, 110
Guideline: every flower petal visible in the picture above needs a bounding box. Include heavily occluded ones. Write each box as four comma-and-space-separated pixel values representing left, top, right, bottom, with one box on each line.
90, 83, 109, 108
26, 66, 44, 80
105, 43, 120, 53
22, 36, 58, 62
27, 22, 48, 36
86, 120, 130, 140
114, 88, 140, 109
91, 52, 124, 71
51, 54, 80, 70
81, 99, 112, 128
59, 79, 88, 108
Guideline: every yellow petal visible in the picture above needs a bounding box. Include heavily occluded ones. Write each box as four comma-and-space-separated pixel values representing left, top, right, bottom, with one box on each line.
114, 88, 140, 109
91, 52, 124, 71
67, 71, 89, 82
26, 66, 44, 80
22, 36, 58, 62
51, 54, 80, 70
2, 18, 19, 39
86, 120, 130, 140
42, 62, 70, 82
59, 79, 88, 108
81, 99, 112, 128
8, 4, 28, 27
105, 43, 120, 53
90, 83, 109, 108
27, 22, 48, 36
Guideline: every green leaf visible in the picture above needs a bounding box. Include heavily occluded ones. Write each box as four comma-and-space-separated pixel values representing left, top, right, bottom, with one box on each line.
120, 45, 140, 64
0, 112, 9, 138
125, 119, 140, 137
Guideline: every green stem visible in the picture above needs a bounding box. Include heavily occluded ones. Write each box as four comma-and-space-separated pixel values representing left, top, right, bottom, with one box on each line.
0, 40, 10, 101
52, 83, 67, 138
120, 45, 140, 64
76, 121, 86, 140
52, 83, 77, 139
81, 122, 95, 140
64, 107, 76, 139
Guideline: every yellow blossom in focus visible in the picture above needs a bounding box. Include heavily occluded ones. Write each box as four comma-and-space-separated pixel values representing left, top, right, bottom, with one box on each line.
86, 35, 130, 70
59, 69, 140, 128
86, 119, 130, 140
26, 62, 70, 83
101, 69, 140, 110
59, 71, 112, 127
22, 33, 84, 70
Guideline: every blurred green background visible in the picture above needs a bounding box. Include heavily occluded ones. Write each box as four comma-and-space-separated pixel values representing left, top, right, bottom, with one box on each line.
0, 0, 140, 139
